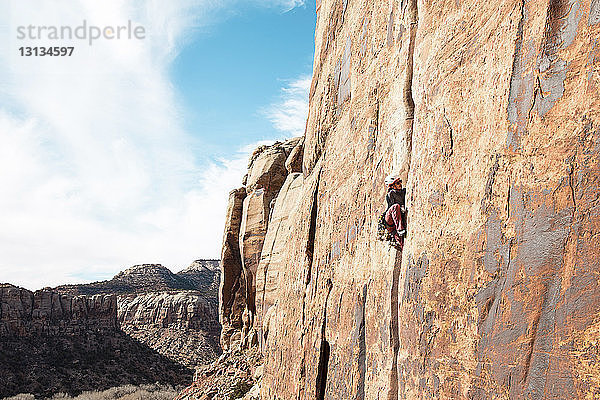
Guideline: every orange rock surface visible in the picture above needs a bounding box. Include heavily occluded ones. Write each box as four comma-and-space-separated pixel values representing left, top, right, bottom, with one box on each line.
215, 1, 600, 398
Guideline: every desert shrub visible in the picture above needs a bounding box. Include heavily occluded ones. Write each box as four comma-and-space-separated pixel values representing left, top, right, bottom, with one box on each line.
0, 383, 179, 400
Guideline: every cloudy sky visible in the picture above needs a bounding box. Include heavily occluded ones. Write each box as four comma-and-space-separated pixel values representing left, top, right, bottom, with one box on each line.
0, 0, 315, 290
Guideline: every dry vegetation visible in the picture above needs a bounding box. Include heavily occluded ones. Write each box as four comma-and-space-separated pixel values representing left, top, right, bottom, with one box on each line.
2, 383, 179, 400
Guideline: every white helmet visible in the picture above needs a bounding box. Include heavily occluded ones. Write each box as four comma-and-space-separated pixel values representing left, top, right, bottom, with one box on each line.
385, 174, 401, 186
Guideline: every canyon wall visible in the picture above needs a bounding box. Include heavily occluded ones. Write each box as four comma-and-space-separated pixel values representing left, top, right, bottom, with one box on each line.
0, 284, 117, 336
216, 0, 600, 399
57, 261, 222, 368
1, 261, 221, 398
0, 284, 192, 398
119, 291, 221, 366
54, 261, 222, 368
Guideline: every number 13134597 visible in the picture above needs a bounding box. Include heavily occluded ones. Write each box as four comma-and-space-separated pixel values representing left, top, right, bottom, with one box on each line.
19, 47, 74, 56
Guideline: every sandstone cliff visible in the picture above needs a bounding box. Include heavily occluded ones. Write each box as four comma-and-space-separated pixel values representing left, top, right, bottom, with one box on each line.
0, 283, 116, 336
219, 138, 303, 350
210, 1, 600, 399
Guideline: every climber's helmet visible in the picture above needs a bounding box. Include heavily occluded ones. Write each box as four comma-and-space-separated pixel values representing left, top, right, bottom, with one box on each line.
385, 174, 401, 187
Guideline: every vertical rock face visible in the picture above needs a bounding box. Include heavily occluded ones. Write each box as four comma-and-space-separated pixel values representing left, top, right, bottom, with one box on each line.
254, 172, 305, 351
219, 0, 600, 399
220, 187, 247, 349
239, 138, 301, 327
219, 138, 302, 350
0, 284, 117, 336
285, 137, 305, 173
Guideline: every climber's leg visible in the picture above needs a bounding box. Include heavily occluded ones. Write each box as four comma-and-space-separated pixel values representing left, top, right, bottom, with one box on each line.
385, 204, 405, 250
384, 205, 398, 236
385, 204, 405, 234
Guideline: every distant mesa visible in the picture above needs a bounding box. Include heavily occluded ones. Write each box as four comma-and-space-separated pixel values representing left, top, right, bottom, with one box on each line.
54, 260, 220, 298
0, 259, 221, 399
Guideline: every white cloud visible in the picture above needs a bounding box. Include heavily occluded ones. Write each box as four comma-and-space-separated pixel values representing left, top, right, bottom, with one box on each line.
264, 75, 311, 137
0, 0, 304, 290
257, 0, 306, 12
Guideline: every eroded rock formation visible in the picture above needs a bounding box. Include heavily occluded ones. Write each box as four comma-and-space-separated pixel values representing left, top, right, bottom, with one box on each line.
178, 260, 221, 301
56, 261, 220, 298
220, 187, 247, 350
57, 261, 222, 368
211, 0, 600, 399
0, 284, 117, 336
119, 291, 220, 366
219, 138, 302, 350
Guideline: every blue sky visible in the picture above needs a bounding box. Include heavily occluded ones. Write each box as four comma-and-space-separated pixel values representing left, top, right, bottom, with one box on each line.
174, 3, 315, 157
174, 4, 315, 156
0, 0, 316, 289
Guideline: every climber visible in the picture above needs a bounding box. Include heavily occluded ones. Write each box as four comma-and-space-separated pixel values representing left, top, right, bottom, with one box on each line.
383, 174, 406, 249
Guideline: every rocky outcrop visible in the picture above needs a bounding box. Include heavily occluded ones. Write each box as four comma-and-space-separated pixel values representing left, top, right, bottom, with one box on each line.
55, 262, 222, 368
219, 138, 302, 350
174, 348, 263, 400
119, 291, 220, 366
239, 138, 301, 340
0, 284, 117, 336
208, 1, 600, 399
219, 187, 247, 350
178, 259, 221, 301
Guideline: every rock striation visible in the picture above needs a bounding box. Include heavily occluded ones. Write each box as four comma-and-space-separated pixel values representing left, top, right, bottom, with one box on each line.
205, 1, 600, 399
0, 284, 117, 337
119, 291, 221, 366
